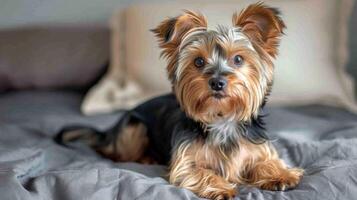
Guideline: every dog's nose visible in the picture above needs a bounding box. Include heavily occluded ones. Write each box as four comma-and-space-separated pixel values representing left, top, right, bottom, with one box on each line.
209, 77, 227, 91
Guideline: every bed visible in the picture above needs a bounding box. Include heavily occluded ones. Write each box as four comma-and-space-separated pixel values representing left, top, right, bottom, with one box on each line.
0, 90, 357, 200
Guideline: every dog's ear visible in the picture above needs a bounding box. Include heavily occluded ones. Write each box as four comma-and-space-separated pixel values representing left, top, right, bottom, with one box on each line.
151, 10, 207, 59
232, 3, 286, 57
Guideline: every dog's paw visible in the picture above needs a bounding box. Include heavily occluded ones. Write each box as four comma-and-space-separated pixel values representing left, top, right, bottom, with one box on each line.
192, 181, 237, 200
199, 186, 237, 200
259, 168, 304, 191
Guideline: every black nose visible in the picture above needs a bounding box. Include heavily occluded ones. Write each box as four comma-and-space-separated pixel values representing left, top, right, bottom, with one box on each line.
209, 77, 227, 91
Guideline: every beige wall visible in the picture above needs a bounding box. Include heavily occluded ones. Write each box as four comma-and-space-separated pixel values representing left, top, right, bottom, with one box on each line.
1, 0, 356, 96
0, 0, 174, 28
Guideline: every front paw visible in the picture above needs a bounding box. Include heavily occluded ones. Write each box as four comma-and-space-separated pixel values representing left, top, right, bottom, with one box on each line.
259, 168, 304, 191
198, 185, 237, 200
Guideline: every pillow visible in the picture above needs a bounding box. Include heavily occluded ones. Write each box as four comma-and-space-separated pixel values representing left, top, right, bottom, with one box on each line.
82, 0, 357, 115
0, 25, 110, 92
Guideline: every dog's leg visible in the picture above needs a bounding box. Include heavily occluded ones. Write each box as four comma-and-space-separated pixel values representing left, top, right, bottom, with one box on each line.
59, 122, 154, 163
97, 122, 153, 163
243, 142, 303, 191
169, 142, 237, 200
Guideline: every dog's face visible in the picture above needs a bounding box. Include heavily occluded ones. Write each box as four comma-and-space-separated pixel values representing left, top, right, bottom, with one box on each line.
152, 3, 285, 124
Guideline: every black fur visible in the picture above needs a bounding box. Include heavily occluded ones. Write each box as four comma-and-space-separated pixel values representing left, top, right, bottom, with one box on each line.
56, 93, 269, 165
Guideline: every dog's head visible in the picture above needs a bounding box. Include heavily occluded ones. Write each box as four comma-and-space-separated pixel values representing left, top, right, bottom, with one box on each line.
152, 3, 285, 124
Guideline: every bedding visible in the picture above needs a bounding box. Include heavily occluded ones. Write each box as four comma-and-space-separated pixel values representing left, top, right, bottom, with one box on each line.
1, 90, 357, 200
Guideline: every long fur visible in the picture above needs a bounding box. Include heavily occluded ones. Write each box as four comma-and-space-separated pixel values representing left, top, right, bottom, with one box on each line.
57, 3, 302, 200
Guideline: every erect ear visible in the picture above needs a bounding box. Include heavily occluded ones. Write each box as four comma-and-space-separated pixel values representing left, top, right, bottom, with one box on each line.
151, 10, 207, 59
233, 3, 286, 57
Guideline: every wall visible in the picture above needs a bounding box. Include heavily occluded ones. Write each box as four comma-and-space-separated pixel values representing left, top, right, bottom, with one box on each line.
0, 0, 356, 96
1, 0, 124, 28
0, 0, 173, 28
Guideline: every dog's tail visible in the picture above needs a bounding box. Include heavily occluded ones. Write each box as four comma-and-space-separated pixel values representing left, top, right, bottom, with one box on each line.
54, 112, 133, 151
54, 126, 107, 149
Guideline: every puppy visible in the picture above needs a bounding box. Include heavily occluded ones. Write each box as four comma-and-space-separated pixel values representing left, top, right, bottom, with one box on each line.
58, 3, 303, 200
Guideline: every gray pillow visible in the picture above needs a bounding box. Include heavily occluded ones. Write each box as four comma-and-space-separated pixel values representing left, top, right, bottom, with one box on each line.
0, 25, 109, 91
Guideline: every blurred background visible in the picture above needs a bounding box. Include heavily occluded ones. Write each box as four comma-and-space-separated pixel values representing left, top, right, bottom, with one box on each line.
1, 1, 357, 200
0, 0, 170, 28
0, 0, 356, 113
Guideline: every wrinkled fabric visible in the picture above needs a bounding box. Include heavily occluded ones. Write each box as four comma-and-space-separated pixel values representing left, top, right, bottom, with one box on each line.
0, 90, 357, 200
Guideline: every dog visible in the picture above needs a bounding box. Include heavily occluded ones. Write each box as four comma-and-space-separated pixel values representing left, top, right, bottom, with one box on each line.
57, 3, 303, 199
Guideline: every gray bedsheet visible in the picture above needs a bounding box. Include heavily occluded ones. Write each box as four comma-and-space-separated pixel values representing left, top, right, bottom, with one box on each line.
0, 90, 357, 200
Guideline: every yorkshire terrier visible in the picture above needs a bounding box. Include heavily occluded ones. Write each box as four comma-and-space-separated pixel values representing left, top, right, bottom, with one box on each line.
57, 3, 303, 200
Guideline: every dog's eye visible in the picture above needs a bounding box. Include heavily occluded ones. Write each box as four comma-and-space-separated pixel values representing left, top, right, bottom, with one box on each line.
233, 55, 244, 66
194, 57, 205, 68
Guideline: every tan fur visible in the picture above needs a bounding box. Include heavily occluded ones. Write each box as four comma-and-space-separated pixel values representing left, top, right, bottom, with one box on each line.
169, 141, 237, 200
246, 160, 303, 191
152, 5, 284, 124
169, 140, 303, 199
232, 2, 286, 57
175, 41, 273, 123
150, 3, 302, 199
96, 123, 152, 163
61, 5, 298, 200
151, 10, 207, 81
61, 129, 99, 146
